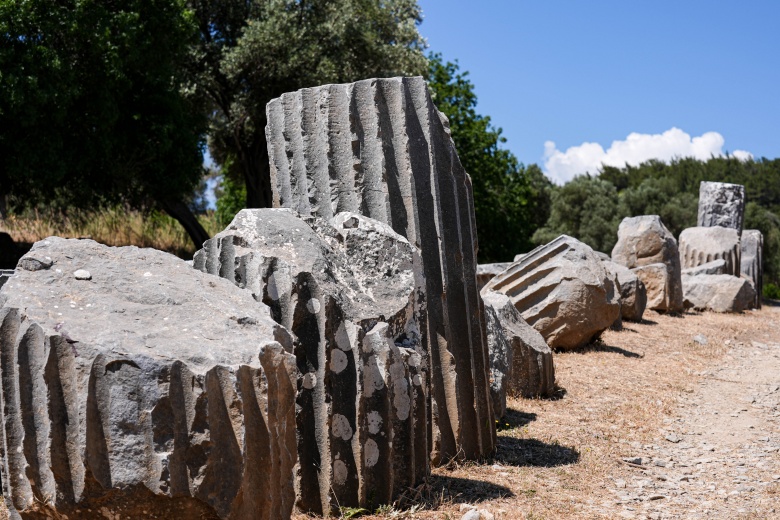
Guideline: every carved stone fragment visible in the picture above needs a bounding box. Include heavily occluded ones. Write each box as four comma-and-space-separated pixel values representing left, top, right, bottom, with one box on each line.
482, 291, 555, 419
265, 77, 494, 463
0, 238, 297, 520
194, 209, 428, 514
483, 235, 620, 350
612, 216, 684, 313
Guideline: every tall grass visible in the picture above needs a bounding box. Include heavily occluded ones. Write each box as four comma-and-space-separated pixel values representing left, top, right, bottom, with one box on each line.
0, 206, 222, 259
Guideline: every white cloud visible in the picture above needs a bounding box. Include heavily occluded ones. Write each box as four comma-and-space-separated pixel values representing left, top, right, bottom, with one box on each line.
543, 127, 753, 184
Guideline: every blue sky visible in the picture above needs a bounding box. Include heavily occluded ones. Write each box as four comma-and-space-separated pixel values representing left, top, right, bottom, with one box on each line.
417, 1, 780, 183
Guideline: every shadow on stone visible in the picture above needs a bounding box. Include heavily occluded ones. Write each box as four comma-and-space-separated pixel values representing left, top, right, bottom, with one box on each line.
428, 475, 515, 504
494, 437, 580, 468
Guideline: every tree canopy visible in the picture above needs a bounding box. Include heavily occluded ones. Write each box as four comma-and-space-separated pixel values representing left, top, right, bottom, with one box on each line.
188, 0, 429, 209
0, 0, 207, 241
427, 54, 552, 263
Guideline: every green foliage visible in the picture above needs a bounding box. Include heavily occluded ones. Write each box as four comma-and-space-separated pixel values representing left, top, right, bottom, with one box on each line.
0, 0, 205, 210
187, 0, 429, 207
427, 54, 552, 262
533, 176, 620, 254
215, 175, 247, 227
764, 283, 780, 300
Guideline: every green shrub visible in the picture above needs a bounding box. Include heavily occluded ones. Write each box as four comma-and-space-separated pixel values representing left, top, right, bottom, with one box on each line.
764, 283, 780, 300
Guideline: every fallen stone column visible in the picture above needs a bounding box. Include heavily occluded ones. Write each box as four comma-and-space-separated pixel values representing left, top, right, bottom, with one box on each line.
678, 226, 741, 276
612, 215, 684, 313
476, 263, 512, 291
194, 209, 429, 514
0, 238, 297, 520
265, 77, 494, 463
740, 230, 763, 309
697, 181, 745, 233
482, 291, 555, 419
483, 235, 620, 350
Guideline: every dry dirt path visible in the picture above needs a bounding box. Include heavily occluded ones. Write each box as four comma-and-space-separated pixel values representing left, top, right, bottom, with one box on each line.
405, 305, 780, 520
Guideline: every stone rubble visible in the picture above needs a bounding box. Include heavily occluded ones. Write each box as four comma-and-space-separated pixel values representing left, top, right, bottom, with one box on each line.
194, 209, 429, 514
265, 76, 495, 463
0, 238, 298, 520
484, 235, 620, 350
682, 273, 756, 313
682, 259, 727, 277
612, 216, 684, 313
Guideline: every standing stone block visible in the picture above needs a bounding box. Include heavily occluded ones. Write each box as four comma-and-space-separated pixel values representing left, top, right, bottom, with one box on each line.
741, 230, 763, 309
0, 238, 298, 520
194, 209, 429, 514
483, 235, 620, 350
612, 215, 684, 313
697, 181, 745, 233
265, 77, 495, 463
678, 226, 741, 276
482, 291, 555, 419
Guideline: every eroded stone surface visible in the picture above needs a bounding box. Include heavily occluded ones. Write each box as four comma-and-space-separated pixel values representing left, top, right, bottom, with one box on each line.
483, 235, 620, 350
603, 261, 647, 322
741, 230, 763, 309
0, 238, 297, 520
482, 291, 555, 419
612, 216, 684, 313
679, 226, 741, 276
697, 181, 745, 233
265, 77, 495, 463
682, 273, 756, 313
194, 209, 429, 514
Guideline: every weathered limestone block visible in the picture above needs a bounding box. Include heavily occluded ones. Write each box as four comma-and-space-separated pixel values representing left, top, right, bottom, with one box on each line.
612, 215, 684, 312
0, 238, 297, 520
682, 259, 727, 277
603, 261, 647, 322
678, 226, 741, 276
682, 274, 756, 313
741, 230, 763, 309
483, 235, 620, 350
194, 209, 428, 514
697, 181, 745, 233
477, 263, 512, 291
482, 291, 555, 419
265, 77, 494, 463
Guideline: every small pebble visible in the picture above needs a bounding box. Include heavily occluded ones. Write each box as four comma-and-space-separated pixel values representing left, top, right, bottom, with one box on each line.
74, 269, 92, 280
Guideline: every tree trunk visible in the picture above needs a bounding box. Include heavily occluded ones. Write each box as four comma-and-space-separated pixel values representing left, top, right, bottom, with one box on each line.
160, 199, 210, 251
241, 137, 273, 209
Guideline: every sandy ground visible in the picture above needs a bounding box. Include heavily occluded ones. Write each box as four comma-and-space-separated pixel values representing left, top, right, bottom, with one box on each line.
397, 304, 780, 520
2, 306, 778, 519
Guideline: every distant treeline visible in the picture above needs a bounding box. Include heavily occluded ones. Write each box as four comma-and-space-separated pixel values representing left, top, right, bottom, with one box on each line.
529, 156, 780, 295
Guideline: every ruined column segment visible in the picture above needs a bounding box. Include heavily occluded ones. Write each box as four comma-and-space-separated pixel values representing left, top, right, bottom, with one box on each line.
697, 181, 746, 233
0, 238, 297, 520
678, 226, 741, 277
194, 209, 429, 514
740, 230, 764, 309
265, 77, 495, 464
